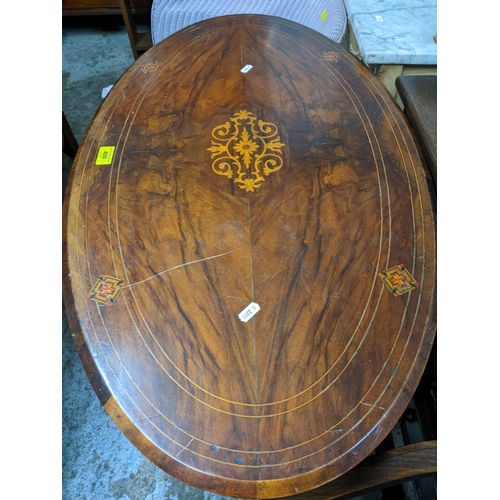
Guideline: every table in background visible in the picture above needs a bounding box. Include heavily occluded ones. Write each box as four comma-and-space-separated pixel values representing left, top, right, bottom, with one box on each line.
343, 0, 437, 100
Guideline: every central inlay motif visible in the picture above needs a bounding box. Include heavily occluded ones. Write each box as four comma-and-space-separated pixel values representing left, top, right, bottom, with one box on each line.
207, 110, 285, 192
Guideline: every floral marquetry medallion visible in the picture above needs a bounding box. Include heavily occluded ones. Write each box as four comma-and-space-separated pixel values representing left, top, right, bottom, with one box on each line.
207, 110, 286, 192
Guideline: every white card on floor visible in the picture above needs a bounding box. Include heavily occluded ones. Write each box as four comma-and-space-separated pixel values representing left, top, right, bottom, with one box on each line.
241, 64, 253, 73
238, 302, 260, 322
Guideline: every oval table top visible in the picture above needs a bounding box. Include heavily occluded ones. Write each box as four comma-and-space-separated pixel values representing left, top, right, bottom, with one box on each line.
63, 14, 436, 499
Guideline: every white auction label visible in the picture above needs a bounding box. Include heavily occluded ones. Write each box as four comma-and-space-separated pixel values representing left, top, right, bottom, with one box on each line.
238, 302, 261, 322
240, 64, 253, 73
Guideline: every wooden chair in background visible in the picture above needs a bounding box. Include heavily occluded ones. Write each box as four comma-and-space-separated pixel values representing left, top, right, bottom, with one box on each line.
119, 0, 153, 59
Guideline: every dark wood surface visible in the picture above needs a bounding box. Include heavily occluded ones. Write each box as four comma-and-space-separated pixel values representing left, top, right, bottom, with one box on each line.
395, 76, 437, 184
63, 15, 436, 499
284, 441, 436, 500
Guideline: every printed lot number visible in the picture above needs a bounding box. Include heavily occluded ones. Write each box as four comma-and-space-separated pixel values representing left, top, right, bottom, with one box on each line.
96, 146, 116, 165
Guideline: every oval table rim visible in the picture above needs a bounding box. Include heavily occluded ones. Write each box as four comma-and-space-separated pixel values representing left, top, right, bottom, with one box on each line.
62, 13, 437, 499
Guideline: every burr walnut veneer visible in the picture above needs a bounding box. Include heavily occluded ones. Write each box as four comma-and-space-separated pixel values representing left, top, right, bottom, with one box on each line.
63, 15, 436, 499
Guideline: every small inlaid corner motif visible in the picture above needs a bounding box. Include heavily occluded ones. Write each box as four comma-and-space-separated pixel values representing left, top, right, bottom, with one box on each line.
207, 110, 285, 192
321, 51, 340, 63
378, 264, 419, 297
87, 274, 127, 306
141, 61, 160, 74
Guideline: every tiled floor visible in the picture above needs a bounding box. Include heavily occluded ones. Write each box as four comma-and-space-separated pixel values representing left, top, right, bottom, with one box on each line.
62, 15, 424, 500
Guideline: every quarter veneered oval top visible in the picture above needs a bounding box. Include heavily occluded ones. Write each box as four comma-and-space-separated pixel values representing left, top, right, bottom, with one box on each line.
63, 15, 436, 499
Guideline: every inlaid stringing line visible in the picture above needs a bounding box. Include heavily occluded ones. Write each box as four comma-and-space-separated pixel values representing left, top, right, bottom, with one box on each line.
287, 31, 431, 459
355, 56, 435, 401
74, 21, 434, 468
94, 25, 394, 416
306, 33, 423, 320
317, 27, 435, 443
231, 28, 426, 435
338, 39, 426, 285
108, 25, 390, 410
367, 62, 433, 281
91, 27, 403, 426
112, 38, 269, 406
316, 46, 424, 357
86, 45, 396, 478
103, 83, 151, 309
81, 25, 430, 468
75, 63, 139, 357
96, 293, 421, 470
77, 64, 137, 292
82, 59, 148, 296
72, 61, 169, 459
77, 58, 147, 357
108, 34, 205, 293
339, 43, 431, 350
361, 73, 420, 280
104, 38, 188, 286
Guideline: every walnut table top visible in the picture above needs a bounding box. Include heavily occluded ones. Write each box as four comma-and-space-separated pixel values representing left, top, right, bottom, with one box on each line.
63, 14, 436, 499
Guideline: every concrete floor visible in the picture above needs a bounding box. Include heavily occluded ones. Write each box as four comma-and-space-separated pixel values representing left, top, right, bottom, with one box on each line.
62, 16, 414, 500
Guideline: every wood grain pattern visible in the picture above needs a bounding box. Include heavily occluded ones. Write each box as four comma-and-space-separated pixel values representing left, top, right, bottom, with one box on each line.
287, 441, 437, 500
63, 15, 436, 499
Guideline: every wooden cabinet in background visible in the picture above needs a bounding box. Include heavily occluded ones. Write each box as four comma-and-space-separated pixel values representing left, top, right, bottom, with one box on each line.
62, 0, 153, 58
62, 0, 151, 16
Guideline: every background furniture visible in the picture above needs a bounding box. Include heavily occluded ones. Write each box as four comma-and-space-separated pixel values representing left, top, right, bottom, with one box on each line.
150, 0, 346, 44
119, 0, 153, 58
116, 0, 347, 60
62, 0, 151, 16
342, 0, 437, 101
396, 76, 437, 186
62, 0, 154, 59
